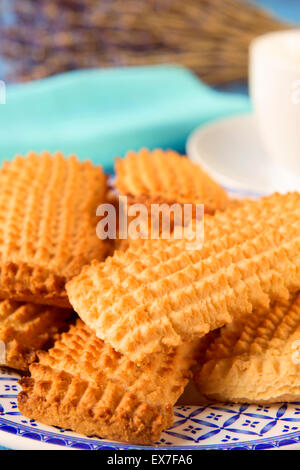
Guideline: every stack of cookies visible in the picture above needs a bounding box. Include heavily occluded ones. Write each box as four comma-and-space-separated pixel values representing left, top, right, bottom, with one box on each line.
0, 151, 109, 371
0, 149, 299, 445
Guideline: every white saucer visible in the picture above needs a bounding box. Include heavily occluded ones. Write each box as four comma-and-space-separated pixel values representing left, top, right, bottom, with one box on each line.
186, 113, 300, 196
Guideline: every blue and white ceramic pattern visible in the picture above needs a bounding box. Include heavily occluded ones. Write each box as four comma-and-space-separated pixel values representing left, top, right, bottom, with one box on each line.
1, 367, 300, 450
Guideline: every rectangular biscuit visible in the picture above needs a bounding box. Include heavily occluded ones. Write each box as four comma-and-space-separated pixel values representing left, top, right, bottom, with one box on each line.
18, 320, 197, 445
66, 192, 300, 363
0, 299, 72, 371
194, 292, 300, 403
115, 148, 229, 214
0, 152, 109, 307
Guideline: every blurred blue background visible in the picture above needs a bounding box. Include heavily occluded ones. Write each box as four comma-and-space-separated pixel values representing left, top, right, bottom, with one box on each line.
0, 0, 299, 170
252, 0, 300, 22
1, 0, 300, 89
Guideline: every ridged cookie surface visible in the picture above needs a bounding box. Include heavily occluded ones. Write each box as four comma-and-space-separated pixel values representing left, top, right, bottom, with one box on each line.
0, 152, 109, 307
67, 193, 300, 363
194, 293, 300, 403
18, 320, 196, 445
115, 148, 229, 214
115, 197, 251, 251
0, 299, 72, 371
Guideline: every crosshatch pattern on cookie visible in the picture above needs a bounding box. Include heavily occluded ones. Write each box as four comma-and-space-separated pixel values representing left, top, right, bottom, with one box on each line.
67, 193, 300, 363
0, 152, 109, 307
195, 293, 300, 403
115, 148, 229, 214
18, 320, 197, 445
0, 299, 73, 371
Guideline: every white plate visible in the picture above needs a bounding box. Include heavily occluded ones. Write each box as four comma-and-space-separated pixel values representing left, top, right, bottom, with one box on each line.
2, 367, 300, 450
186, 113, 300, 196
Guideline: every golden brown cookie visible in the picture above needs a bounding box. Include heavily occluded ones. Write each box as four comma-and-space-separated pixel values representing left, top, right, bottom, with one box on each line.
194, 293, 300, 403
18, 320, 197, 445
0, 299, 72, 371
67, 192, 300, 364
115, 148, 229, 214
0, 152, 109, 307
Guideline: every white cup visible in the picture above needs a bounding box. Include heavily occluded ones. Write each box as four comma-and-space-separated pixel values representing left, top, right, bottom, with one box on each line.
249, 30, 300, 191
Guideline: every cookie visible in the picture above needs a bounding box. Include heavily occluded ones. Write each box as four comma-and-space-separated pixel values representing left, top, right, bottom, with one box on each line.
0, 152, 109, 307
115, 148, 229, 214
0, 299, 72, 371
18, 320, 197, 444
67, 193, 300, 363
194, 293, 300, 403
